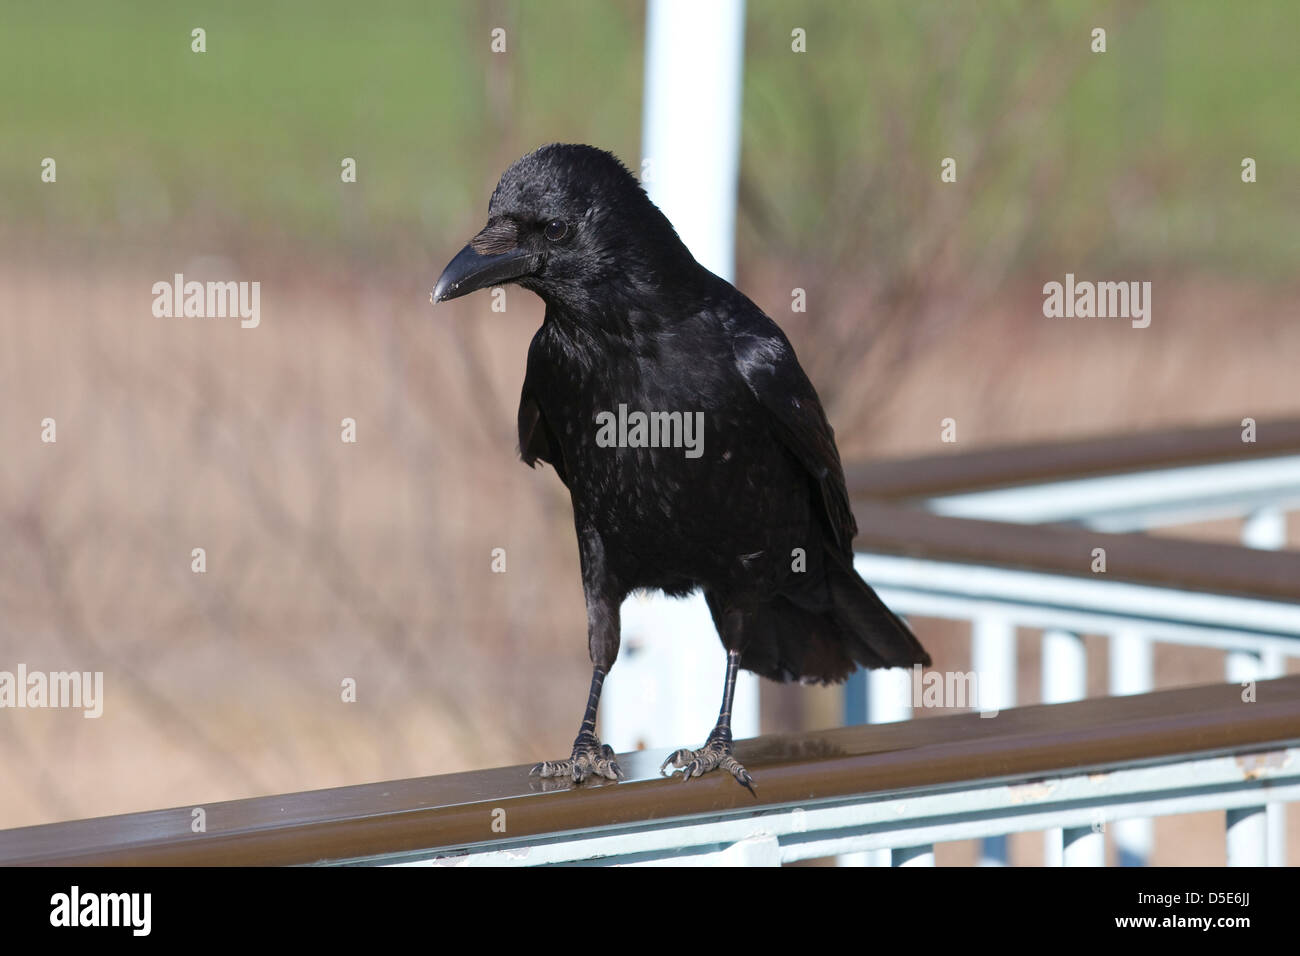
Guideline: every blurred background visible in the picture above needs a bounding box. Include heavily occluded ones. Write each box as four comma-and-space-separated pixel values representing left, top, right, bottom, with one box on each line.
1, 1, 1298, 864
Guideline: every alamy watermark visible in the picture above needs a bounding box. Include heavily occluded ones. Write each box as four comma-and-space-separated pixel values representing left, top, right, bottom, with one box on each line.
50, 886, 150, 936
912, 664, 1000, 717
595, 404, 704, 459
1042, 273, 1151, 328
0, 664, 103, 718
152, 272, 260, 328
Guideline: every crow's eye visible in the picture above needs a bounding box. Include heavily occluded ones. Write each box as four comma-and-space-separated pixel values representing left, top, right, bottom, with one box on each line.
544, 219, 568, 242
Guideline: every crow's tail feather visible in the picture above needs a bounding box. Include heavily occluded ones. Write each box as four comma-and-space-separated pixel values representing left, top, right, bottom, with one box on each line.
824, 550, 930, 672
735, 551, 930, 684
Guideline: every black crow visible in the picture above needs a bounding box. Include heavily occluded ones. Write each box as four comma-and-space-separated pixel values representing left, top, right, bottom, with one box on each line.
434, 144, 929, 793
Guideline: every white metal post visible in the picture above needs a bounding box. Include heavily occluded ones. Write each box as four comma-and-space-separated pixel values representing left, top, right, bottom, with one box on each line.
1062, 825, 1105, 867
837, 662, 912, 866
1241, 506, 1287, 550
605, 0, 753, 754
641, 0, 746, 278
844, 664, 913, 867
973, 613, 1016, 865
604, 591, 758, 752
1226, 806, 1268, 867
973, 613, 1017, 715
892, 845, 935, 867
1235, 505, 1289, 866
1043, 629, 1090, 865
868, 666, 913, 724
1043, 628, 1086, 703
1109, 628, 1154, 865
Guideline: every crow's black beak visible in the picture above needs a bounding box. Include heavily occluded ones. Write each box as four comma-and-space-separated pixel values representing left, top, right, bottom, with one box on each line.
432, 243, 536, 304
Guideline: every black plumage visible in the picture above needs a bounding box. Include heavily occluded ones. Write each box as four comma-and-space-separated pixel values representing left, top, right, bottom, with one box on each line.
434, 144, 929, 791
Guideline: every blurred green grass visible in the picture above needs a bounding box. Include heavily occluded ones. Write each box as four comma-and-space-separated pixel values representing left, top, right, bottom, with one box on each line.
2, 0, 646, 250
2, 0, 1296, 274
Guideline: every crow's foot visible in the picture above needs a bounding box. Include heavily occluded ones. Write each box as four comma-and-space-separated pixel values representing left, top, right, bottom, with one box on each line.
530, 731, 623, 784
660, 728, 755, 796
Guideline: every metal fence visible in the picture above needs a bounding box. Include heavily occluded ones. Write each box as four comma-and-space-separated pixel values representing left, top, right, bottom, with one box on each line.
844, 418, 1300, 865
2, 676, 1295, 866
4, 420, 1298, 866
601, 419, 1300, 865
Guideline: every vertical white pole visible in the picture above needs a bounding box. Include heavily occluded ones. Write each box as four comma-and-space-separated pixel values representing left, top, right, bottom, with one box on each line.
868, 666, 912, 724
1241, 506, 1286, 550
1042, 628, 1086, 703
891, 845, 935, 867
605, 0, 753, 755
642, 0, 747, 279
1109, 628, 1154, 865
1108, 629, 1152, 697
1226, 806, 1268, 867
839, 641, 911, 866
848, 663, 911, 867
1043, 629, 1089, 865
605, 592, 755, 752
1237, 506, 1288, 866
973, 613, 1017, 715
973, 613, 1016, 865
1063, 825, 1106, 867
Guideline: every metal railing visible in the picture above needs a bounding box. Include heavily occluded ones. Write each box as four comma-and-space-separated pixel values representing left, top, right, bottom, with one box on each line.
5, 419, 1298, 867
2, 676, 1296, 866
842, 418, 1300, 866
601, 419, 1300, 865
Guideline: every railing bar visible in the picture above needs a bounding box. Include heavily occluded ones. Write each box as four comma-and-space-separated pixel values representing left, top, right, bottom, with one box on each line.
399, 748, 1300, 865
416, 777, 1300, 867
869, 587, 1300, 651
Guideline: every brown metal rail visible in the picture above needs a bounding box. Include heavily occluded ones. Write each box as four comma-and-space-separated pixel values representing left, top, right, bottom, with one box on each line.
851, 500, 1300, 603
3, 676, 1299, 866
847, 418, 1300, 500
843, 416, 1300, 601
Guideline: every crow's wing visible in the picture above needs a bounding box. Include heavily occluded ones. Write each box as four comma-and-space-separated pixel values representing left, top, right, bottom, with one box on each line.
729, 315, 858, 556
517, 388, 568, 486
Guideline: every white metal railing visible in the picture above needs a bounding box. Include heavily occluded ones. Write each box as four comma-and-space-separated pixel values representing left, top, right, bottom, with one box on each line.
395, 744, 1300, 867
844, 453, 1300, 867
923, 455, 1300, 532
604, 456, 1299, 866
848, 552, 1298, 867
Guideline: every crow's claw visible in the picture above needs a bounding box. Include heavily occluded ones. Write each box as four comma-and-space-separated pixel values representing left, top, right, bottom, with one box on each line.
659, 731, 756, 796
531, 733, 623, 784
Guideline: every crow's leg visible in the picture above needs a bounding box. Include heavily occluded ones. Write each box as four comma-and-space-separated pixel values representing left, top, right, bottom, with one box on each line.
660, 649, 755, 795
530, 666, 623, 782
531, 528, 623, 784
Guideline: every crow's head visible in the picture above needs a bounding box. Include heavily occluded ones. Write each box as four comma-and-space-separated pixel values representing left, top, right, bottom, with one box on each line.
433, 144, 693, 309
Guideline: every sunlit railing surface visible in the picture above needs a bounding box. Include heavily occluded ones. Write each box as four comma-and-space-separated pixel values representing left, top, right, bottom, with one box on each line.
1, 677, 1295, 867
